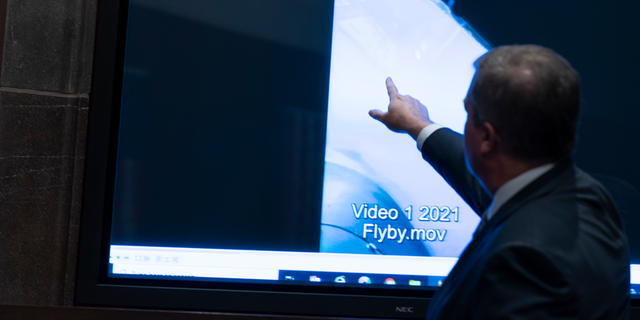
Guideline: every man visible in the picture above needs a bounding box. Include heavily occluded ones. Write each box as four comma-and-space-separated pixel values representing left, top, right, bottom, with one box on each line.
369, 45, 630, 319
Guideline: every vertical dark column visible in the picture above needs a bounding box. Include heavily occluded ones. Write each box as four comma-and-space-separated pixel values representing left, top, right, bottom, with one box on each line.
0, 0, 97, 306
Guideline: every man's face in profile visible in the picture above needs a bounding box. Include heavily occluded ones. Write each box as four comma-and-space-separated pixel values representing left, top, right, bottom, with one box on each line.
463, 82, 483, 183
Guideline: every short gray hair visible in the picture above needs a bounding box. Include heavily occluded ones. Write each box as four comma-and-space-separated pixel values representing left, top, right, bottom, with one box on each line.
469, 45, 580, 163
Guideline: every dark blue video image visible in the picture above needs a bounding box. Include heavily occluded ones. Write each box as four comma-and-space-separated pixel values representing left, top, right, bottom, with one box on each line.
110, 0, 333, 252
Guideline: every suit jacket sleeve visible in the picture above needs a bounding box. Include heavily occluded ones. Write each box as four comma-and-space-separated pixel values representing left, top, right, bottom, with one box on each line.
420, 128, 492, 215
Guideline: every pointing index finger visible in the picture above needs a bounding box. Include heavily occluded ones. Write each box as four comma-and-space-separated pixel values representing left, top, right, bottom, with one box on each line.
386, 77, 399, 98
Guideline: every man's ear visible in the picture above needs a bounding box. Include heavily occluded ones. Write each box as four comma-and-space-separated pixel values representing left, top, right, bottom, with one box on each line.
479, 122, 498, 154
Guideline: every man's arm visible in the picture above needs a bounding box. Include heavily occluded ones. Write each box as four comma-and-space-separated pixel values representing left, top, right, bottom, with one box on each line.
421, 128, 491, 214
369, 77, 491, 214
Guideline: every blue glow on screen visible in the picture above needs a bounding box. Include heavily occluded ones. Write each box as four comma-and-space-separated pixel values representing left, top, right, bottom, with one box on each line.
320, 0, 489, 258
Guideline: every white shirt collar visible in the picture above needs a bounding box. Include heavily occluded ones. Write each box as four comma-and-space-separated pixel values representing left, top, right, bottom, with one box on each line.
486, 163, 555, 221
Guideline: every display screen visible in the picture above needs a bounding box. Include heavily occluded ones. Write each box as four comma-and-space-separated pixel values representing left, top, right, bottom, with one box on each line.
108, 0, 487, 290
106, 0, 640, 297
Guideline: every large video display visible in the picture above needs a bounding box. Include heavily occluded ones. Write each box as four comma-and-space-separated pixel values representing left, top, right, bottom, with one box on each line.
75, 0, 640, 317
108, 0, 488, 288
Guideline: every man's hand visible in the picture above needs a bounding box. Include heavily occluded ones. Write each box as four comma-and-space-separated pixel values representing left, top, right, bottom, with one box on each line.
369, 77, 434, 140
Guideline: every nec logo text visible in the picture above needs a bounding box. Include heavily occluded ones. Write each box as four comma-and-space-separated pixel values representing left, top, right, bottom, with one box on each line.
395, 307, 414, 313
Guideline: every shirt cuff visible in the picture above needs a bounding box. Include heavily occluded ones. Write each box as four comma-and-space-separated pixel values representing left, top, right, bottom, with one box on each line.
416, 124, 444, 151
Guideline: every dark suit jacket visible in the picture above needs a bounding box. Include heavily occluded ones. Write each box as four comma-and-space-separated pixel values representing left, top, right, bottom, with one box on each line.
422, 128, 630, 319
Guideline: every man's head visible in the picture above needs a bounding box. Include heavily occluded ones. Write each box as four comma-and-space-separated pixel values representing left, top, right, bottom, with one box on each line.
466, 45, 580, 167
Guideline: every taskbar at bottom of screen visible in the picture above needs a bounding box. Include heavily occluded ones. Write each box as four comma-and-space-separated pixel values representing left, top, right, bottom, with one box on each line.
278, 270, 445, 289
108, 265, 446, 290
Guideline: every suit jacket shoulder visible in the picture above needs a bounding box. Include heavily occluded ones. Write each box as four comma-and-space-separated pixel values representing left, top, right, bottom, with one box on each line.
422, 128, 630, 320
